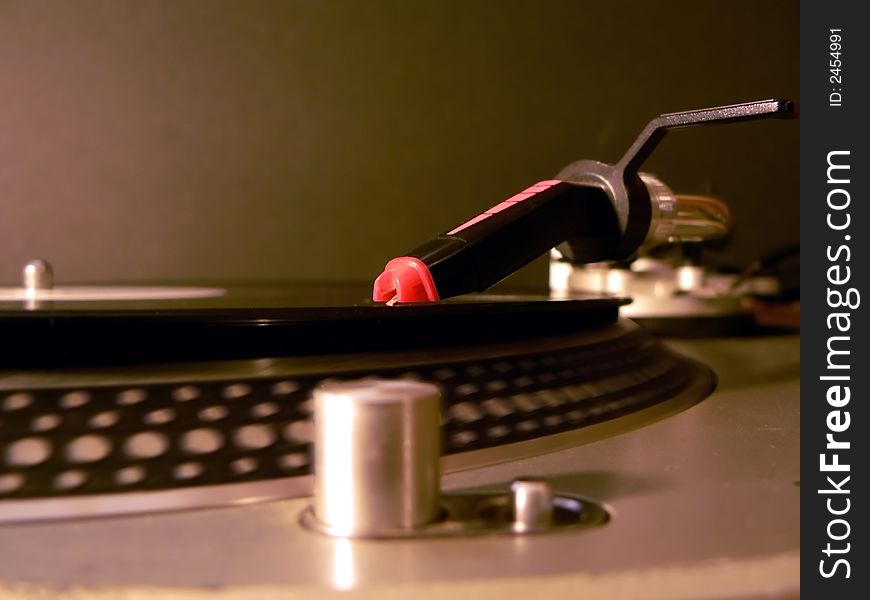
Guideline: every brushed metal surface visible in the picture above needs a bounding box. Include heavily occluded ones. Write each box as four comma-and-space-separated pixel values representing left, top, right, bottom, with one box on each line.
0, 335, 799, 598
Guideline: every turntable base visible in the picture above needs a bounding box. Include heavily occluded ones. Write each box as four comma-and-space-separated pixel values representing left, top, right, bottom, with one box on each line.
0, 335, 799, 599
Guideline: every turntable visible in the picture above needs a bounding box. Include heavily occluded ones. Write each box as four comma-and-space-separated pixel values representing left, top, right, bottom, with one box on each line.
0, 100, 799, 598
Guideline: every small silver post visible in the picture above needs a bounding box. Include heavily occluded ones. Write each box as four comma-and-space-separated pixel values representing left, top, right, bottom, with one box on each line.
511, 478, 554, 532
22, 259, 54, 293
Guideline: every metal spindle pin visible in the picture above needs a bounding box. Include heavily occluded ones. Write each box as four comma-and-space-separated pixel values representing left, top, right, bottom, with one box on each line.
310, 380, 442, 537
22, 259, 54, 292
511, 478, 554, 532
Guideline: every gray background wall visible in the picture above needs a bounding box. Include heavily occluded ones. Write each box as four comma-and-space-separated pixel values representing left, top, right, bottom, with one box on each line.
0, 0, 798, 288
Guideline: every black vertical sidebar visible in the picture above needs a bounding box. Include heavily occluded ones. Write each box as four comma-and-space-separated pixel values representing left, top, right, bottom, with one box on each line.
801, 0, 868, 596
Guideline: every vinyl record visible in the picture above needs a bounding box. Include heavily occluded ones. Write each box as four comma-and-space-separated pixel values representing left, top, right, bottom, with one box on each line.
1, 280, 626, 367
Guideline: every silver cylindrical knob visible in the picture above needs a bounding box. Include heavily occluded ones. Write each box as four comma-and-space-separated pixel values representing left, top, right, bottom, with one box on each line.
511, 478, 554, 532
312, 379, 442, 537
22, 259, 54, 292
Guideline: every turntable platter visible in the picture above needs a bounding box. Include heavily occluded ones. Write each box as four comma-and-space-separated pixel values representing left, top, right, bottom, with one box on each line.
0, 317, 713, 523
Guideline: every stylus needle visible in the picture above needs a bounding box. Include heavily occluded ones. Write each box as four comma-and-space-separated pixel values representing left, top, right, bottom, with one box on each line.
386, 295, 399, 307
